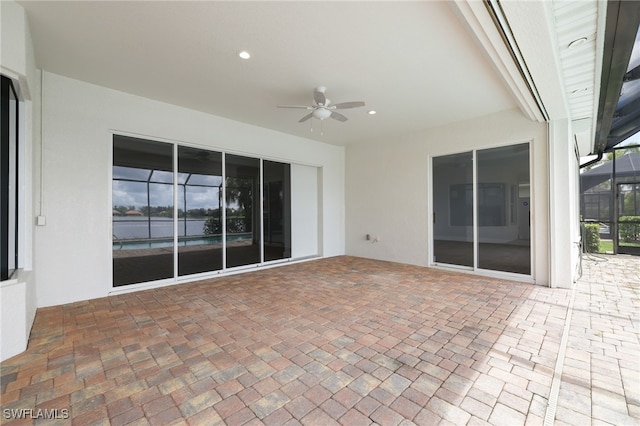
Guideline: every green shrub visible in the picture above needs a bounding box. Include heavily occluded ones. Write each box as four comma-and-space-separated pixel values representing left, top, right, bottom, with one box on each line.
583, 223, 600, 253
203, 217, 221, 235
619, 216, 640, 244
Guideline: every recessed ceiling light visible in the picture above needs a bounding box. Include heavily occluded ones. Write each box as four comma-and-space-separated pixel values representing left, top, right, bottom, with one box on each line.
367, 110, 377, 115
238, 51, 251, 60
568, 37, 588, 49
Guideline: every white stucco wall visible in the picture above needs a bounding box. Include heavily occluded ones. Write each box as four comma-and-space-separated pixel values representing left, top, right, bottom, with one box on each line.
36, 71, 345, 307
1, 0, 38, 361
290, 164, 319, 258
345, 108, 550, 285
1, 1, 27, 80
549, 119, 581, 288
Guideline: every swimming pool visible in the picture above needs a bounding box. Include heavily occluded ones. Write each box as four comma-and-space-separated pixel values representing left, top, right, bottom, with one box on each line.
113, 233, 251, 250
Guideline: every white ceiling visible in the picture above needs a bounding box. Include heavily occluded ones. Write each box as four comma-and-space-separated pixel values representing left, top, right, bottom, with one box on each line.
19, 1, 519, 145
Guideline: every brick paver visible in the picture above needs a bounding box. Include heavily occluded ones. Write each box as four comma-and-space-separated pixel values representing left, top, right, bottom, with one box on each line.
552, 254, 639, 426
0, 255, 637, 425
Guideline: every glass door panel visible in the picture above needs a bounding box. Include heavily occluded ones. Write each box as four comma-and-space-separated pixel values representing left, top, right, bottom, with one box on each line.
112, 136, 174, 286
225, 154, 261, 267
1, 76, 19, 280
263, 161, 291, 261
477, 144, 530, 274
617, 182, 640, 255
433, 152, 474, 267
177, 147, 223, 275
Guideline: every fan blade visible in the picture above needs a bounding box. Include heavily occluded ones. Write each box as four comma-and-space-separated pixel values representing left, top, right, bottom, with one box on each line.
298, 113, 313, 123
277, 105, 313, 109
314, 90, 327, 106
330, 111, 348, 122
332, 101, 365, 110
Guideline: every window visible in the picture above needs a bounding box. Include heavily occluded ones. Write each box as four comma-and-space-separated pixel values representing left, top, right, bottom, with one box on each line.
1, 76, 19, 281
112, 135, 292, 287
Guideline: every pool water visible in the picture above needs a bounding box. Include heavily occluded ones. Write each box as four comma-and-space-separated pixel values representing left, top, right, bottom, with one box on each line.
114, 233, 250, 250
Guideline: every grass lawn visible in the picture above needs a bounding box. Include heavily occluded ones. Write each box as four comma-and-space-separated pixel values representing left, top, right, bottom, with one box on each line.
596, 239, 640, 253
599, 239, 613, 253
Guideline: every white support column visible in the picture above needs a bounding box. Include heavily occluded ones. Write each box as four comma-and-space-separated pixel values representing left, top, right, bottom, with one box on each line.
548, 119, 579, 288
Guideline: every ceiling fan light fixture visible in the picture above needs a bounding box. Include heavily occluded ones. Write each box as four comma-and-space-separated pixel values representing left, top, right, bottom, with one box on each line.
312, 108, 332, 120
277, 86, 365, 127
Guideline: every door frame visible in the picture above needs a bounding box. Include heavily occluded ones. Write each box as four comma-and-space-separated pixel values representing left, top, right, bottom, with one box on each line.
615, 181, 640, 255
428, 142, 534, 282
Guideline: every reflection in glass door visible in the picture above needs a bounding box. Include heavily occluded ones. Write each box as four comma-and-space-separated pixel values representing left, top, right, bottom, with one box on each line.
433, 152, 474, 267
225, 154, 261, 268
113, 136, 295, 286
477, 144, 530, 274
177, 146, 223, 275
263, 161, 291, 261
112, 136, 174, 286
432, 143, 531, 276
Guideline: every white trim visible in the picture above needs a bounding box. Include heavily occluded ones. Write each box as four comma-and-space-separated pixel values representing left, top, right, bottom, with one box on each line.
486, 0, 550, 120
108, 132, 114, 288
529, 137, 536, 284
431, 264, 536, 285
427, 155, 434, 264
259, 158, 264, 264
173, 143, 178, 279
451, 1, 545, 122
590, 0, 607, 147
472, 150, 478, 270
39, 70, 45, 218
108, 255, 320, 297
221, 151, 227, 269
0, 277, 20, 288
17, 100, 26, 270
107, 129, 324, 169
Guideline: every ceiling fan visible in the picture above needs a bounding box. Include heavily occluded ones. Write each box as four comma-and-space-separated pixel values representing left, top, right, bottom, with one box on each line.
277, 86, 365, 123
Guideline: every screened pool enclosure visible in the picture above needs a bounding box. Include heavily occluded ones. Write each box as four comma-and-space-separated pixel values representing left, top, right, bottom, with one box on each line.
580, 145, 640, 255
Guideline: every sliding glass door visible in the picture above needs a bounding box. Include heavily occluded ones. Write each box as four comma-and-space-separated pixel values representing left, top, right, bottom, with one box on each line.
177, 146, 223, 276
1, 76, 19, 281
432, 143, 531, 276
112, 137, 175, 285
433, 152, 474, 267
112, 136, 292, 287
477, 144, 530, 274
225, 154, 261, 268
263, 161, 291, 261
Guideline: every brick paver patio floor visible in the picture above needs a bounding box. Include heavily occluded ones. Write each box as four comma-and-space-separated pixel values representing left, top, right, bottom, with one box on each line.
0, 255, 638, 425
554, 254, 639, 426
